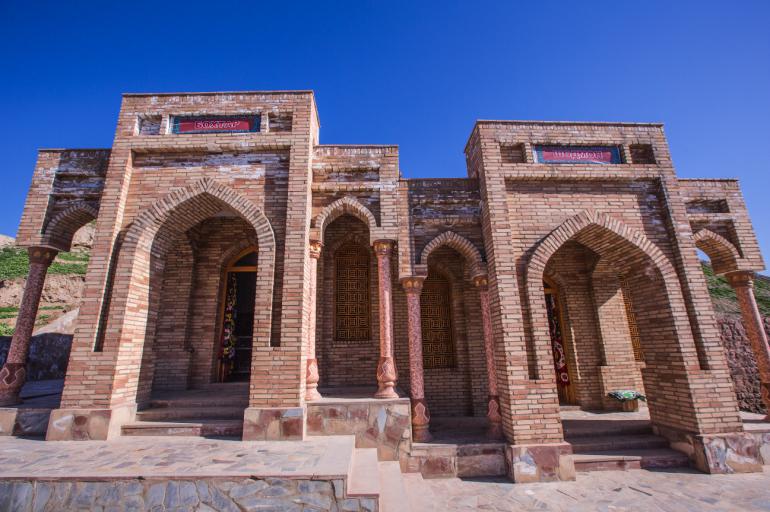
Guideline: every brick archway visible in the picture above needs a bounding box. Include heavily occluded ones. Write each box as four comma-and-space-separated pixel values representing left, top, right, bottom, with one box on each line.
312, 196, 378, 242
103, 178, 276, 408
524, 209, 730, 435
419, 231, 485, 278
40, 203, 98, 251
693, 229, 741, 275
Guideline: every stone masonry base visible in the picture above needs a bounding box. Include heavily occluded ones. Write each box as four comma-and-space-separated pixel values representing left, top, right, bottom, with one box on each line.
46, 405, 136, 441
656, 425, 765, 474
242, 406, 306, 441
506, 443, 576, 483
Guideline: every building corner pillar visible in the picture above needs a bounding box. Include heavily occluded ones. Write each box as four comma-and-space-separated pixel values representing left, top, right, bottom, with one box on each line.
373, 240, 398, 399
305, 240, 323, 401
0, 247, 57, 406
474, 274, 503, 439
401, 276, 431, 442
727, 271, 770, 419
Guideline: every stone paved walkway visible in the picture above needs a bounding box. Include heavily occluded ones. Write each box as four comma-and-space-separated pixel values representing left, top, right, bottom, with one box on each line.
0, 435, 353, 479
404, 468, 770, 511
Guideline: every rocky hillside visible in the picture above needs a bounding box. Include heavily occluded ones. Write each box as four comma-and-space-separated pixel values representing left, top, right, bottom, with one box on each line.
0, 223, 93, 336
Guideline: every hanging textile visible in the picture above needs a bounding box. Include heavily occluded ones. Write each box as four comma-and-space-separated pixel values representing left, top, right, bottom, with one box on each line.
220, 273, 238, 378
545, 293, 570, 386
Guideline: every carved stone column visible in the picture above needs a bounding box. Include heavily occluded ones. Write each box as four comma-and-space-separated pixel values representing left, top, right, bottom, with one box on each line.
474, 274, 503, 438
374, 240, 398, 398
305, 240, 323, 401
402, 276, 431, 441
0, 247, 57, 406
727, 271, 770, 419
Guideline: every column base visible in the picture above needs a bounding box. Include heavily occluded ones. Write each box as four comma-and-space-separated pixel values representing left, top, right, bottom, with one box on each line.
506, 442, 575, 483
655, 424, 764, 474
411, 398, 432, 443
305, 359, 322, 402
486, 395, 503, 440
242, 406, 306, 441
375, 356, 398, 399
45, 405, 136, 441
0, 363, 26, 407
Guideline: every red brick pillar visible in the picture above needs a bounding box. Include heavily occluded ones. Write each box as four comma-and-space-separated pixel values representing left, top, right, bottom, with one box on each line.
727, 271, 770, 419
305, 240, 323, 401
402, 276, 431, 442
474, 274, 503, 438
374, 240, 398, 399
0, 247, 57, 406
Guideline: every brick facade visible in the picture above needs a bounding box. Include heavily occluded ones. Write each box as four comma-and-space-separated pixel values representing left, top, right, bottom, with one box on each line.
10, 93, 766, 468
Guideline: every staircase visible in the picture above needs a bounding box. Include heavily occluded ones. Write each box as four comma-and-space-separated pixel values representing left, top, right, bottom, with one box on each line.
565, 419, 689, 472
347, 447, 413, 512
121, 383, 248, 438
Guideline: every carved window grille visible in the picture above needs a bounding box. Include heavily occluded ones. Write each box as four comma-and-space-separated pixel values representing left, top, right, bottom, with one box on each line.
619, 275, 644, 361
334, 242, 371, 342
421, 274, 456, 369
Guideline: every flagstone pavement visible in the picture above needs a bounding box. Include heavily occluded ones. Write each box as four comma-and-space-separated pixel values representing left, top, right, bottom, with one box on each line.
404, 467, 770, 512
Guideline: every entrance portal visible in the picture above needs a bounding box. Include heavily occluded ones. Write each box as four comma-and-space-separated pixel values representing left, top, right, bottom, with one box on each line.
218, 248, 257, 382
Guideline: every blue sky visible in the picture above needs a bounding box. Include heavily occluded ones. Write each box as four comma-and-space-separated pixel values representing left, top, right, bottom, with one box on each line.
1, 1, 768, 270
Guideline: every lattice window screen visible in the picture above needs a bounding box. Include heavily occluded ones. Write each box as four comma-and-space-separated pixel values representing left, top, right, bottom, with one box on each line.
334, 242, 371, 342
619, 275, 644, 361
421, 274, 456, 369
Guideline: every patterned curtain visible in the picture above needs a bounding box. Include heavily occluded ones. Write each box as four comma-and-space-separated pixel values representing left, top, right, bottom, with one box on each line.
545, 293, 570, 386
219, 273, 238, 379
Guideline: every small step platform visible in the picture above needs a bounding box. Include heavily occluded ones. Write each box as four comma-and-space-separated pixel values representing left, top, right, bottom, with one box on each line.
121, 419, 243, 438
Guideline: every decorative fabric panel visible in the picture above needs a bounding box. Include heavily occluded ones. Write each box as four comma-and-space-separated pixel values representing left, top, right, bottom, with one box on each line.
334, 242, 371, 342
619, 275, 644, 361
421, 274, 456, 369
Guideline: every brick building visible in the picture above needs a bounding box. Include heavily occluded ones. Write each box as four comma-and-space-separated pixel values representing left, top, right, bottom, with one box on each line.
1, 90, 768, 481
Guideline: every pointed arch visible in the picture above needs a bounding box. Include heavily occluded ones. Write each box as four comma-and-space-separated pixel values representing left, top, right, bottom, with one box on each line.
693, 229, 741, 275
40, 203, 99, 251
101, 178, 276, 408
419, 231, 485, 278
312, 196, 378, 240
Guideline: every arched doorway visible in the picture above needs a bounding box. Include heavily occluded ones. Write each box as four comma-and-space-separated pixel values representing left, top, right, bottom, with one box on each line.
217, 247, 258, 382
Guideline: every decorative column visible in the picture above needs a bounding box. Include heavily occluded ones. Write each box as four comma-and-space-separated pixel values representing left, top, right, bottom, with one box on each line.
0, 247, 57, 406
305, 240, 323, 401
727, 271, 770, 419
374, 240, 398, 399
474, 274, 503, 438
402, 276, 431, 442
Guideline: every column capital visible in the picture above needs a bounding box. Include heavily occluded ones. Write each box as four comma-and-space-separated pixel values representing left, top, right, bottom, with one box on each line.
27, 247, 58, 266
473, 274, 490, 289
400, 276, 425, 294
726, 271, 754, 289
309, 240, 323, 259
372, 239, 395, 257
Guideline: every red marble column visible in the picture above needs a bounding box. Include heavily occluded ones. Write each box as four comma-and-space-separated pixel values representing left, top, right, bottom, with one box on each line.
305, 240, 323, 401
374, 240, 398, 399
474, 274, 503, 438
727, 271, 770, 419
401, 276, 431, 442
0, 247, 57, 406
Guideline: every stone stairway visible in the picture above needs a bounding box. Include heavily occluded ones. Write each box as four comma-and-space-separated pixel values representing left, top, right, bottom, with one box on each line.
565, 419, 690, 472
121, 383, 248, 438
347, 447, 412, 511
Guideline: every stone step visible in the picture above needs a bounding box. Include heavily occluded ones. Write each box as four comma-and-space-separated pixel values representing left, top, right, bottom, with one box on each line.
378, 461, 410, 512
572, 448, 690, 472
568, 434, 669, 453
120, 419, 243, 438
136, 406, 245, 421
563, 420, 653, 438
149, 397, 249, 409
347, 448, 380, 501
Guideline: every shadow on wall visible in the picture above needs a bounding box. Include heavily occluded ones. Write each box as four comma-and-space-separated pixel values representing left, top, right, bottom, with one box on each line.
0, 333, 72, 381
